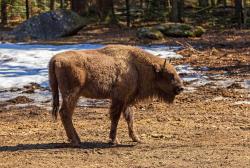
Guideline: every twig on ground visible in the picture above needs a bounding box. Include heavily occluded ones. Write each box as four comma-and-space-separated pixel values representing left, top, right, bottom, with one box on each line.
175, 41, 203, 54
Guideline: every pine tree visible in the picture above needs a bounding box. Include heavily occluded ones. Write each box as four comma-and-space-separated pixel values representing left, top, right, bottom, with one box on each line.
1, 0, 8, 25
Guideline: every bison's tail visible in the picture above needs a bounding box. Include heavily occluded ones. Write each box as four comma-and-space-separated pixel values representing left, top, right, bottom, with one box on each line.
49, 57, 59, 121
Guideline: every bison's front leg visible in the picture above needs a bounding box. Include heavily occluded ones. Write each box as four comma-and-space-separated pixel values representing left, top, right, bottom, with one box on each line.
109, 100, 125, 145
123, 107, 142, 143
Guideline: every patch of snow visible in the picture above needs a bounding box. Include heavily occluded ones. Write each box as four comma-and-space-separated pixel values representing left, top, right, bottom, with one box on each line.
0, 91, 18, 101
141, 45, 183, 59
243, 80, 250, 90
0, 43, 104, 90
212, 79, 235, 88
212, 96, 229, 101
234, 101, 250, 105
0, 90, 51, 102
4, 103, 51, 110
176, 64, 209, 85
183, 86, 197, 92
192, 79, 211, 87
78, 99, 110, 108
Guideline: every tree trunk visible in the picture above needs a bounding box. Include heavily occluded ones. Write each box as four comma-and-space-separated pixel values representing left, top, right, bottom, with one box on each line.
166, 0, 171, 12
170, 0, 183, 22
10, 0, 17, 19
36, 0, 46, 10
242, 0, 247, 25
210, 0, 216, 6
170, 0, 178, 22
26, 0, 30, 20
110, 0, 116, 20
96, 0, 117, 22
198, 0, 209, 7
139, 0, 143, 9
71, 0, 88, 15
1, 0, 8, 25
178, 0, 184, 21
125, 0, 131, 27
235, 0, 243, 26
223, 0, 227, 7
60, 0, 65, 9
50, 0, 55, 10
37, 0, 42, 8
217, 0, 226, 7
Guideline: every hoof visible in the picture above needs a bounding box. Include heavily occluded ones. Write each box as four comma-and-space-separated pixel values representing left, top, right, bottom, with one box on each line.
68, 139, 81, 148
132, 137, 143, 143
70, 142, 81, 148
130, 135, 143, 143
108, 138, 120, 145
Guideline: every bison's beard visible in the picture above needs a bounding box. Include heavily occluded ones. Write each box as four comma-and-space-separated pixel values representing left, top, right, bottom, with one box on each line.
156, 90, 176, 104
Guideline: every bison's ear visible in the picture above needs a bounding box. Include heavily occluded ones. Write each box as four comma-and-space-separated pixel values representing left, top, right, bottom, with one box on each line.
153, 60, 166, 73
153, 63, 162, 73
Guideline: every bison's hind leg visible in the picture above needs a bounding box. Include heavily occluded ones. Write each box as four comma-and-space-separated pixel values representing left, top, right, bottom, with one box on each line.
59, 91, 81, 147
123, 107, 142, 143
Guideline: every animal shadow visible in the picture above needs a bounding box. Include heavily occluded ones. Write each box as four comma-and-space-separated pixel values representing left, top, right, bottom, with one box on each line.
0, 141, 135, 152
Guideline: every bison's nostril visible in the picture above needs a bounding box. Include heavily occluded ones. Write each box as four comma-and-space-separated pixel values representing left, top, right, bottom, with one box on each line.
179, 87, 184, 92
175, 87, 184, 94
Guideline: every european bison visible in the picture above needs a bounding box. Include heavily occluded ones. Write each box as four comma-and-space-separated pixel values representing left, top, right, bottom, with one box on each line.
49, 45, 183, 146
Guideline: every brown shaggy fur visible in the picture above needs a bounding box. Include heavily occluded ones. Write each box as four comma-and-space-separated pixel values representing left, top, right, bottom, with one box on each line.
49, 45, 183, 146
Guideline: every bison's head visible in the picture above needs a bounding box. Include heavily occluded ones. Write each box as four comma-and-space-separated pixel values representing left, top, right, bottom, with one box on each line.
153, 59, 184, 103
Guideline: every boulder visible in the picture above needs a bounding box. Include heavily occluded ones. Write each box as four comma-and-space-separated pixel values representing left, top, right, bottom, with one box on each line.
137, 27, 164, 40
154, 23, 206, 37
9, 9, 87, 40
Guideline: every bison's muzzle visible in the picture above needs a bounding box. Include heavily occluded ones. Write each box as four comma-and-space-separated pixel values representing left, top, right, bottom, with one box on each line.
174, 86, 184, 95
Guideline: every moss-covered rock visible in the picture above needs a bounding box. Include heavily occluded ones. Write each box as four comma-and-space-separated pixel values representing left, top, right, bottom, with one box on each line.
154, 23, 206, 37
193, 26, 206, 37
137, 27, 164, 40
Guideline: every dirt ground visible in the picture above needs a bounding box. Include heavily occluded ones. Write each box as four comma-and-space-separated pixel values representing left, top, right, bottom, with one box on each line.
0, 26, 249, 168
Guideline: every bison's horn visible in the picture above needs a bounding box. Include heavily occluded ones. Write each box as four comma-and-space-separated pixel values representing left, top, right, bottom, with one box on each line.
163, 59, 167, 69
160, 59, 167, 72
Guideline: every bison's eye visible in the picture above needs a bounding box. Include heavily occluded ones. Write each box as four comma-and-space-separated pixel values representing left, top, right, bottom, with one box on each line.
166, 73, 174, 81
